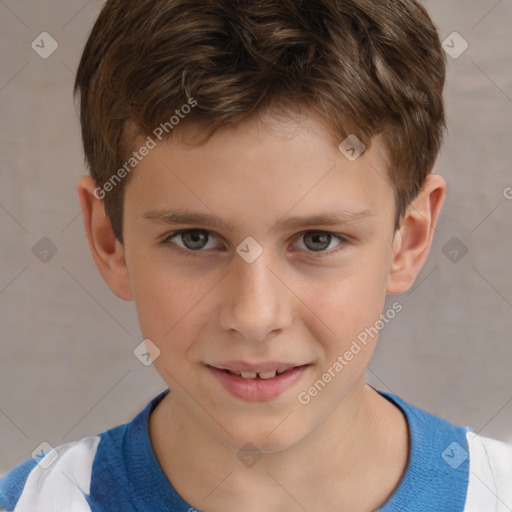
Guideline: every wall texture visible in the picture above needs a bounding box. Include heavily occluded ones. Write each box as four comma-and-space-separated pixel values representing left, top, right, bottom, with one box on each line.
0, 0, 511, 473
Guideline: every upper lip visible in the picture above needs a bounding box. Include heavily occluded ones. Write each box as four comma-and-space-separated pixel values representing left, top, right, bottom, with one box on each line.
206, 361, 306, 373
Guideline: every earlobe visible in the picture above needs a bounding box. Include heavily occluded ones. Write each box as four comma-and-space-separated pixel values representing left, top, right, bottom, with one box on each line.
386, 174, 446, 295
77, 176, 134, 301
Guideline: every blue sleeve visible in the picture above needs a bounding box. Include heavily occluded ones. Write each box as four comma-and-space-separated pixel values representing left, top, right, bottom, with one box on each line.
0, 458, 38, 510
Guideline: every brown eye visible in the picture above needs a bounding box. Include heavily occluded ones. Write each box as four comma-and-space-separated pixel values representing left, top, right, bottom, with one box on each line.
293, 231, 346, 255
166, 230, 216, 251
303, 232, 334, 252
180, 231, 209, 250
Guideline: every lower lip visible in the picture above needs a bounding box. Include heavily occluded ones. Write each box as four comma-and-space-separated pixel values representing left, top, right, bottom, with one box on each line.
206, 364, 310, 402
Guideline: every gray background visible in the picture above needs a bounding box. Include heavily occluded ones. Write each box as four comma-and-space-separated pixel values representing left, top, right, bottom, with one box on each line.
0, 0, 511, 474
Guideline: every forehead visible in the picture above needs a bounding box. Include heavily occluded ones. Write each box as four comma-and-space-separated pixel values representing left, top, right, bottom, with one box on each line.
124, 113, 395, 228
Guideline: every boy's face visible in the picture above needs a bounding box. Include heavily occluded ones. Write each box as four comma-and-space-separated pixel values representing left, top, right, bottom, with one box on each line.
120, 113, 399, 450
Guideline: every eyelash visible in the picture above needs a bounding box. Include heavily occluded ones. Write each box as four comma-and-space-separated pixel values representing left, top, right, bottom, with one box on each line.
161, 229, 349, 258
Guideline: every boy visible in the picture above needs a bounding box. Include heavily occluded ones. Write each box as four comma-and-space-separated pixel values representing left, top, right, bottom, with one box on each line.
1, 0, 511, 510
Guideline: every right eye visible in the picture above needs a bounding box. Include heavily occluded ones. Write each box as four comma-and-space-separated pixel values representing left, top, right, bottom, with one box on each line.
163, 229, 223, 254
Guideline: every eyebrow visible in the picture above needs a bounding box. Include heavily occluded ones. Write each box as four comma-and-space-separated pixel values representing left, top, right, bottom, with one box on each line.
142, 208, 375, 233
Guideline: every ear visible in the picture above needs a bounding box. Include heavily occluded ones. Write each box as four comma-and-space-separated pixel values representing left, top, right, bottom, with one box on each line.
386, 174, 446, 295
77, 175, 133, 301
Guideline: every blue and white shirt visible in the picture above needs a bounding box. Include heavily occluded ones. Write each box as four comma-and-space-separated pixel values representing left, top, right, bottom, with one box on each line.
1, 390, 511, 511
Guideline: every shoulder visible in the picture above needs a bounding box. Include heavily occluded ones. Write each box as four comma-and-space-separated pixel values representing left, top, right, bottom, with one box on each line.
464, 432, 512, 512
380, 390, 512, 511
377, 391, 472, 511
0, 392, 167, 512
0, 436, 100, 512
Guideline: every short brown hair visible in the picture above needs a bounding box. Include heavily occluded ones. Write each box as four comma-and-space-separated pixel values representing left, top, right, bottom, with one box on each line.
74, 0, 446, 242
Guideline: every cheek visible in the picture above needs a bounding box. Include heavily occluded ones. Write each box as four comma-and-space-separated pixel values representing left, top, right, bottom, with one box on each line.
302, 252, 391, 352
318, 257, 389, 316
129, 254, 202, 341
132, 273, 206, 382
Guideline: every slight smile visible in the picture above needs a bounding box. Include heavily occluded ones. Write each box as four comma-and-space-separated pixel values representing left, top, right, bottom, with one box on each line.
205, 361, 311, 402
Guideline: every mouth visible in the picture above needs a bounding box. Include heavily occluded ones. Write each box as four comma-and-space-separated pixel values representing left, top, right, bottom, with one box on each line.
205, 361, 311, 401
210, 366, 294, 380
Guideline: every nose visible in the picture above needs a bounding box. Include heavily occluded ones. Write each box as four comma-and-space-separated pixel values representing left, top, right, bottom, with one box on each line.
218, 252, 294, 343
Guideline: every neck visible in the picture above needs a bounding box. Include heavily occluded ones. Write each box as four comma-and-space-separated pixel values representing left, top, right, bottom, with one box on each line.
149, 379, 409, 512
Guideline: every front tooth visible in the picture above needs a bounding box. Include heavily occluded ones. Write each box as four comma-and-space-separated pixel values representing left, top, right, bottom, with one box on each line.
240, 371, 258, 379
258, 370, 277, 379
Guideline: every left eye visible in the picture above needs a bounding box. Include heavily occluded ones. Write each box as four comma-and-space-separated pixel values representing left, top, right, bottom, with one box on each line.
295, 232, 344, 252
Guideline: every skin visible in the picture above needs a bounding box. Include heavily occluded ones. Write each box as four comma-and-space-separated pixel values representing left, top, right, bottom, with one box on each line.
78, 111, 446, 512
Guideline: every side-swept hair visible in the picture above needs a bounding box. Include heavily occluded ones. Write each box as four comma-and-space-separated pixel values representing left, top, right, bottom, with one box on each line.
74, 0, 446, 241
